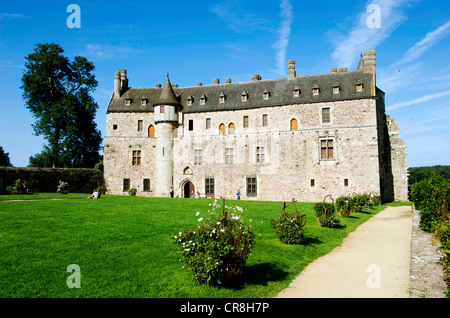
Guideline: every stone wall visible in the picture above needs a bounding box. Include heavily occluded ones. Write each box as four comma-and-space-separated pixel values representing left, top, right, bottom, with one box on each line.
386, 115, 409, 202
104, 97, 397, 202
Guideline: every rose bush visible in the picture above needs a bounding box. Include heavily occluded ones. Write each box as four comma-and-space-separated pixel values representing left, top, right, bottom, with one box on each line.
173, 199, 255, 286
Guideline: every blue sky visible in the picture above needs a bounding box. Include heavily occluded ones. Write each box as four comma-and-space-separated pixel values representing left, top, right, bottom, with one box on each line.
0, 0, 449, 168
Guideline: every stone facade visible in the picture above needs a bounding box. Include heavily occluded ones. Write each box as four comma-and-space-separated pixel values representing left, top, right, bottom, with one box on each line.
104, 50, 408, 202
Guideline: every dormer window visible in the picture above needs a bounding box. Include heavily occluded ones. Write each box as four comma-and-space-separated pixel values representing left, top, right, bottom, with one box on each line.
313, 85, 320, 96
293, 86, 300, 97
140, 95, 147, 105
187, 95, 194, 106
200, 94, 206, 105
262, 89, 270, 100
125, 95, 132, 105
241, 91, 248, 102
332, 86, 340, 94
219, 92, 226, 103
356, 84, 363, 92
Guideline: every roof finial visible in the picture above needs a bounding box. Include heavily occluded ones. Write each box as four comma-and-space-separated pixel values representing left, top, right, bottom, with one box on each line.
167, 72, 169, 78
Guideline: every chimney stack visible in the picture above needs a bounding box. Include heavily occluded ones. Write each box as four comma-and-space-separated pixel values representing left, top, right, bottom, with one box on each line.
330, 67, 337, 73
213, 78, 220, 85
252, 74, 261, 81
363, 50, 376, 74
363, 50, 376, 96
287, 59, 296, 79
114, 69, 128, 98
114, 70, 121, 98
225, 78, 231, 84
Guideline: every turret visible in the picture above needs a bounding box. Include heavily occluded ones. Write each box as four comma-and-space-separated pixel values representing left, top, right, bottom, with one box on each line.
153, 74, 181, 197
153, 75, 182, 123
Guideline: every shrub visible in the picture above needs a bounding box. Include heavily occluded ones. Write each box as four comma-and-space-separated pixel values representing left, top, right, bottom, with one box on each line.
173, 199, 255, 285
411, 172, 450, 232
336, 196, 351, 217
97, 186, 107, 195
369, 194, 382, 206
271, 201, 307, 244
128, 187, 137, 196
6, 179, 27, 195
411, 171, 450, 296
314, 202, 340, 228
349, 193, 370, 212
56, 180, 69, 194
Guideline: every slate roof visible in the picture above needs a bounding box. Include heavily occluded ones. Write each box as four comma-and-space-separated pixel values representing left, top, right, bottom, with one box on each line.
106, 70, 376, 114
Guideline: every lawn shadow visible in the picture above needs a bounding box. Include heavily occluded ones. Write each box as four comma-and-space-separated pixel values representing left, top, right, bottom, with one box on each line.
225, 263, 288, 289
302, 236, 323, 246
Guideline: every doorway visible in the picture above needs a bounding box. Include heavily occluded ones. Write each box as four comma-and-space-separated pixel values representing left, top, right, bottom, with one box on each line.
184, 181, 195, 198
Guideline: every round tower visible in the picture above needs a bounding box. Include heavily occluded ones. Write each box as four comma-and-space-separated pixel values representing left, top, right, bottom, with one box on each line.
153, 74, 182, 197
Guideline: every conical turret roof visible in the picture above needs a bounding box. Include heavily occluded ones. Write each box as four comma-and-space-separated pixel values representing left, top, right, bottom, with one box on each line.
153, 74, 180, 107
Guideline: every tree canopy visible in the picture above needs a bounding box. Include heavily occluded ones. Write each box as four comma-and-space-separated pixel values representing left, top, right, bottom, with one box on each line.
408, 165, 450, 185
0, 146, 12, 167
21, 43, 102, 168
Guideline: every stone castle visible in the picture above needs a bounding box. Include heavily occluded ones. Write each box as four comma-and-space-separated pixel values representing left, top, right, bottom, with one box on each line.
103, 50, 408, 202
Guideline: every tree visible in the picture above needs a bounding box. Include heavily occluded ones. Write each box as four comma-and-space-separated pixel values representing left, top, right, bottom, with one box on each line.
0, 146, 13, 166
21, 43, 102, 168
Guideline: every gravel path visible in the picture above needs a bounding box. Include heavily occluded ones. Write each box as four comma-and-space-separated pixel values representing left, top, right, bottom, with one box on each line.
276, 206, 434, 298
410, 207, 447, 298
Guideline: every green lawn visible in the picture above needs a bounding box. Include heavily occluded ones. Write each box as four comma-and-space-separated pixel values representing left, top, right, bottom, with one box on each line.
0, 194, 406, 298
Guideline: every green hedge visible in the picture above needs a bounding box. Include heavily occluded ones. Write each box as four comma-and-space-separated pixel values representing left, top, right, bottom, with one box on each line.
410, 171, 450, 297
0, 166, 103, 194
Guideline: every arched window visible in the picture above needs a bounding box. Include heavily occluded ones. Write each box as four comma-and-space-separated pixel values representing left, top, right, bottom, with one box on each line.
219, 124, 225, 135
148, 125, 155, 137
290, 118, 298, 131
228, 123, 235, 135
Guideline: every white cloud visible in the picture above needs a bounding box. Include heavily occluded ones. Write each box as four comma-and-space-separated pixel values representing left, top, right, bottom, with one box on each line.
387, 89, 450, 111
210, 0, 269, 34
330, 0, 413, 68
84, 43, 142, 61
394, 18, 450, 66
272, 0, 293, 77
0, 13, 24, 21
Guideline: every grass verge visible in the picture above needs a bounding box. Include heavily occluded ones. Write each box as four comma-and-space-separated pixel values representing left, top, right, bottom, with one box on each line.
0, 195, 400, 298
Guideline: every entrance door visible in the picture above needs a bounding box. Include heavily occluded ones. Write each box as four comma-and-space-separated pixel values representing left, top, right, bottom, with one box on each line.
184, 182, 195, 198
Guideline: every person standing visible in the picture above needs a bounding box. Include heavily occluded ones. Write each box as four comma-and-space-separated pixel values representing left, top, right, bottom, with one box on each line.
170, 187, 174, 198
236, 189, 240, 200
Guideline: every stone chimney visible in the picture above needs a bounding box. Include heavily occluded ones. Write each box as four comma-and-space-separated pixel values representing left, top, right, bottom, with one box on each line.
252, 74, 261, 81
119, 69, 128, 91
114, 69, 128, 98
363, 50, 376, 74
197, 82, 203, 87
330, 67, 337, 73
213, 78, 220, 85
114, 70, 121, 98
363, 50, 376, 96
225, 78, 231, 84
156, 83, 161, 88
338, 67, 348, 73
287, 59, 296, 79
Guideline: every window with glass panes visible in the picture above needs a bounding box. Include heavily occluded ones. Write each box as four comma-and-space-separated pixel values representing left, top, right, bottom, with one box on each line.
256, 146, 265, 163
247, 177, 257, 196
320, 139, 334, 160
194, 149, 202, 165
322, 108, 330, 123
225, 148, 233, 164
205, 177, 214, 195
132, 150, 141, 166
